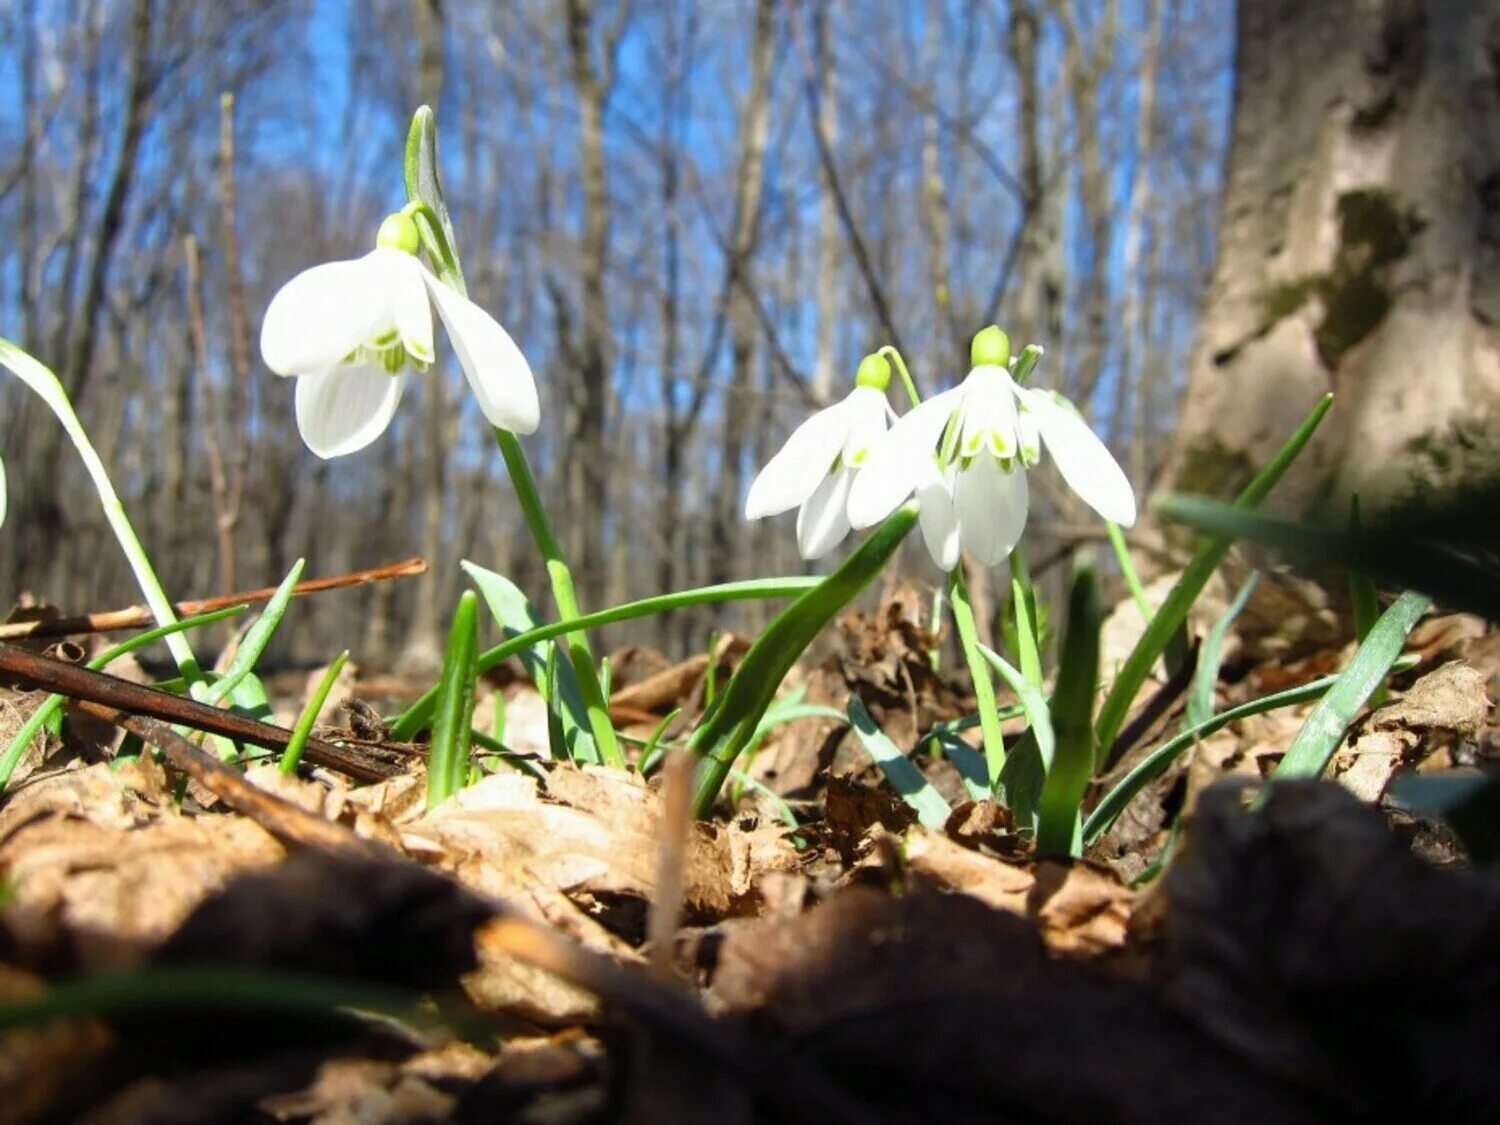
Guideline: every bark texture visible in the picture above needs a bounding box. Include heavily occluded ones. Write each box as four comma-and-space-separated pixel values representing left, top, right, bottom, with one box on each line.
1164, 0, 1500, 514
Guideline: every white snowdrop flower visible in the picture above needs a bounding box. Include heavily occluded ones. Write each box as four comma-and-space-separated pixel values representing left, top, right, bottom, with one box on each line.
260, 211, 539, 458
744, 354, 897, 559
848, 327, 1135, 570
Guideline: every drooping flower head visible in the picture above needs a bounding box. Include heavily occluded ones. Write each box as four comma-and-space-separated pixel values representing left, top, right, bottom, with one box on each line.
848, 327, 1135, 570
260, 210, 539, 458
744, 353, 896, 559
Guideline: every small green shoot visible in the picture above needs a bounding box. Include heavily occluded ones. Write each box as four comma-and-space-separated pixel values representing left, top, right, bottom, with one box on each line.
1184, 571, 1259, 731
427, 592, 480, 808
278, 650, 349, 775
1036, 565, 1101, 858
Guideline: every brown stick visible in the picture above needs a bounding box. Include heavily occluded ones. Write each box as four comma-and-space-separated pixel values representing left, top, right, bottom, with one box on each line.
0, 557, 428, 641
0, 643, 396, 782
85, 704, 384, 855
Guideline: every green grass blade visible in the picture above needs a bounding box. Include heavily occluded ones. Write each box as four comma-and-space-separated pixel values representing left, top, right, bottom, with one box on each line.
279, 650, 349, 775
427, 592, 480, 808
1036, 565, 1101, 858
941, 739, 993, 804
690, 506, 917, 816
461, 562, 597, 764
637, 708, 684, 776
978, 643, 1055, 828
0, 604, 250, 793
389, 575, 819, 740
848, 696, 952, 830
1273, 589, 1429, 781
1095, 394, 1333, 752
205, 560, 306, 707
1184, 571, 1259, 731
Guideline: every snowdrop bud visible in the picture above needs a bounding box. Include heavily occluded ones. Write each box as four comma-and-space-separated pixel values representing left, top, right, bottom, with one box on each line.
971, 326, 1011, 369
855, 352, 892, 391
376, 212, 421, 255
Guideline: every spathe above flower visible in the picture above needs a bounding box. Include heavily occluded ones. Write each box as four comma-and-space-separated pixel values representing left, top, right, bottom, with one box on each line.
260, 210, 539, 458
744, 353, 896, 559
848, 327, 1136, 569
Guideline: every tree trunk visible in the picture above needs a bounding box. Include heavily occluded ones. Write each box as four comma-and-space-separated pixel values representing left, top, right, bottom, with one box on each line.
709, 0, 777, 584
1163, 0, 1500, 515
563, 0, 620, 609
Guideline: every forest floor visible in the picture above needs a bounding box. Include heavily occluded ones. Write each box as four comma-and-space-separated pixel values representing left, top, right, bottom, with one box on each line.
0, 571, 1496, 1123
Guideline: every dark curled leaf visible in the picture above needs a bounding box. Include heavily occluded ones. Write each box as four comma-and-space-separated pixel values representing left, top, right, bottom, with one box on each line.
1160, 781, 1500, 1118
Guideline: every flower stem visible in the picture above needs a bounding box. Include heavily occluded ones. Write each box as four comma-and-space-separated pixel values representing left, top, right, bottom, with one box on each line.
877, 345, 922, 409
493, 428, 624, 769
949, 566, 1006, 786
1107, 522, 1152, 622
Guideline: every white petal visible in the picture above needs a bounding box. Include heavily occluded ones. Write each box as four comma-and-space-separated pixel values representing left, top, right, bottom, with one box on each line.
1017, 387, 1137, 526
846, 387, 964, 529
745, 396, 854, 519
915, 462, 960, 571
840, 385, 891, 465
294, 363, 406, 459
954, 456, 1029, 567
0, 455, 7, 529
423, 271, 540, 434
958, 365, 1019, 458
260, 253, 394, 376
379, 249, 434, 365
796, 467, 855, 559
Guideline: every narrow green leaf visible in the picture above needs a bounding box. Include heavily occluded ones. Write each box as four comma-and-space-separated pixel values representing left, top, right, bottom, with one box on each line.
847, 697, 952, 830
1273, 589, 1429, 781
279, 650, 348, 776
978, 642, 1054, 831
951, 567, 1006, 785
1037, 566, 1101, 858
1008, 548, 1044, 690
1082, 654, 1420, 845
1184, 571, 1259, 731
1154, 494, 1500, 622
205, 560, 306, 707
690, 505, 917, 816
941, 738, 993, 804
461, 562, 597, 764
1095, 394, 1333, 752
427, 592, 480, 808
637, 708, 684, 776
389, 576, 819, 740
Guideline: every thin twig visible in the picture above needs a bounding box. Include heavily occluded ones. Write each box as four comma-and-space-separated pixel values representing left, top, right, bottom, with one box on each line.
86, 704, 385, 854
0, 557, 427, 640
0, 643, 396, 782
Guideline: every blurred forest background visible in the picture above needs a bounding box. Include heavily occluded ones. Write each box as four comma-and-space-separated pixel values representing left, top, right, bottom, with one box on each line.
1, 0, 1495, 666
